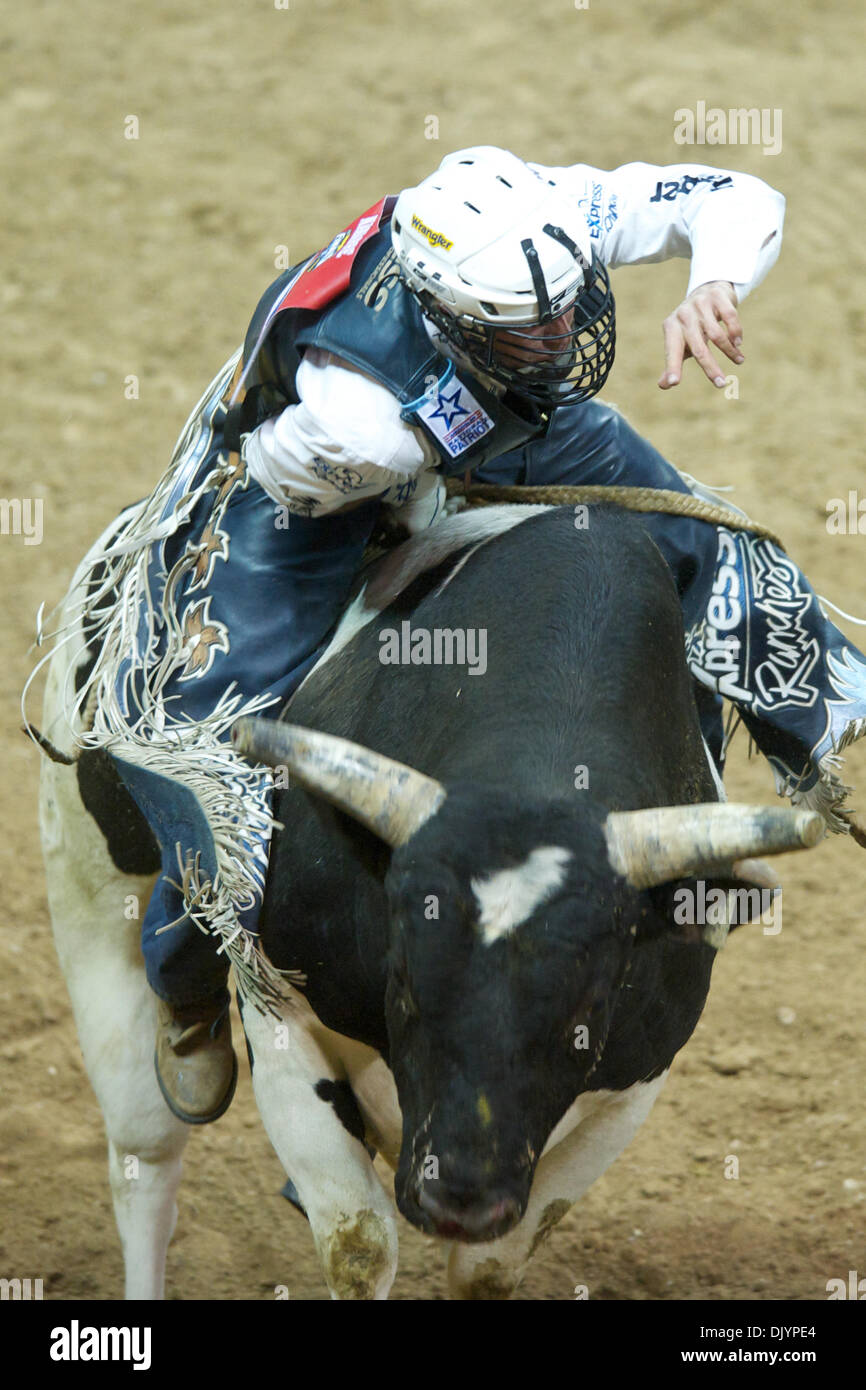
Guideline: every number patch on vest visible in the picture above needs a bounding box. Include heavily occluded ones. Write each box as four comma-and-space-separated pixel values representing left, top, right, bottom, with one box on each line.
415, 380, 495, 458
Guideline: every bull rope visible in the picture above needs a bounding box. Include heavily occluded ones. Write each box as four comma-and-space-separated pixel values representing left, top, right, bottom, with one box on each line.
444, 479, 786, 552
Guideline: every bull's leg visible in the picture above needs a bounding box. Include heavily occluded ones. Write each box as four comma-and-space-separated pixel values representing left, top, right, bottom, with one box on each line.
241, 996, 399, 1299
447, 1075, 668, 1300
39, 653, 190, 1298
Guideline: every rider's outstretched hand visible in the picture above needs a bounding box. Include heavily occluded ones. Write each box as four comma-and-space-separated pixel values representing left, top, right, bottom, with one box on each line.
659, 280, 744, 391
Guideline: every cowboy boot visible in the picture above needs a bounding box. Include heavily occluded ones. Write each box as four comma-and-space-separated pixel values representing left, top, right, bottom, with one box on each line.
154, 992, 238, 1124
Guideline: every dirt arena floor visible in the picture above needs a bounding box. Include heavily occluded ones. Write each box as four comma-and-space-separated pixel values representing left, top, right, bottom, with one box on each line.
2, 0, 864, 1301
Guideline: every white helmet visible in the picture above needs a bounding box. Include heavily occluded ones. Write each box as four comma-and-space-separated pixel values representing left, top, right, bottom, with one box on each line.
391, 147, 616, 406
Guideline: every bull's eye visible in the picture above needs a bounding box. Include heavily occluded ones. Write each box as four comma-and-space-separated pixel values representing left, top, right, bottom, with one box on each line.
396, 987, 419, 1021
392, 975, 419, 1021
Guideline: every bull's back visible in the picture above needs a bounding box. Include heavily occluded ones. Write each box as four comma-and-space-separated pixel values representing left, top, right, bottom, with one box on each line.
288, 505, 713, 808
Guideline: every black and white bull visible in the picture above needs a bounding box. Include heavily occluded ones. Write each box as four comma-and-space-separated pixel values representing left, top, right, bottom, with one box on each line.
37, 503, 821, 1299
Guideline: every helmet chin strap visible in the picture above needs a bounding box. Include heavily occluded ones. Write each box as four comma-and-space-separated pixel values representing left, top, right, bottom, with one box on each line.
519, 237, 552, 321
542, 222, 591, 275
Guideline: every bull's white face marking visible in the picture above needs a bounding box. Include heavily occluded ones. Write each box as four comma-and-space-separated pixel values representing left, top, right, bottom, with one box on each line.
472, 846, 573, 945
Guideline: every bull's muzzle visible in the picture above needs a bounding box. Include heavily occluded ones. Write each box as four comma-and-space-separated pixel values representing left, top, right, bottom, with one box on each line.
414, 1183, 522, 1243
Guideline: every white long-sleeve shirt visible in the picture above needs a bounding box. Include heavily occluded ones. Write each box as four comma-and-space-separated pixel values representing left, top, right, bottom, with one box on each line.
244, 159, 785, 523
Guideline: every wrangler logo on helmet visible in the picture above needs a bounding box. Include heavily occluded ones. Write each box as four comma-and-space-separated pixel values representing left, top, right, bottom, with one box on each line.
410, 214, 454, 251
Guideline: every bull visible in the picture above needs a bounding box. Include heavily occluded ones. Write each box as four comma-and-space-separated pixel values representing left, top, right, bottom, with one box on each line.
36, 501, 821, 1299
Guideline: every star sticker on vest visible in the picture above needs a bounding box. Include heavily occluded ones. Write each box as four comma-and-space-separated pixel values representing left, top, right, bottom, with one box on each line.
413, 376, 495, 459
428, 385, 469, 430
187, 521, 230, 591
178, 597, 230, 680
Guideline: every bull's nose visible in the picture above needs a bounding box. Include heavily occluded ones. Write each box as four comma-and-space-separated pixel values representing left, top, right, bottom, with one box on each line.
417, 1184, 521, 1242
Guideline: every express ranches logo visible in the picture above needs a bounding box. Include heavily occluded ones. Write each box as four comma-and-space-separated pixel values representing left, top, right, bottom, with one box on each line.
411, 214, 453, 250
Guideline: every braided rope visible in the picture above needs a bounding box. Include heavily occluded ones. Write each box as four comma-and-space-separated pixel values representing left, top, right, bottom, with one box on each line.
444, 480, 785, 551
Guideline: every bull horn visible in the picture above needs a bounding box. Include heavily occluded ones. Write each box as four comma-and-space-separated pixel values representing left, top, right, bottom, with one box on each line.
232, 717, 446, 848
604, 803, 823, 890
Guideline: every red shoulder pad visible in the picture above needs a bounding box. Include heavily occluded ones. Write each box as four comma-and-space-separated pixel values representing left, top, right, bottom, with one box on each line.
275, 196, 395, 313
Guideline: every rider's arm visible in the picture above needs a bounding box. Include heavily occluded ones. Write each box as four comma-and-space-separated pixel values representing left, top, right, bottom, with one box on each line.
243, 348, 441, 518
532, 160, 785, 302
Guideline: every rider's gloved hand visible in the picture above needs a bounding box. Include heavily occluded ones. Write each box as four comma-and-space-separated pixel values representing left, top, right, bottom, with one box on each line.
387, 467, 447, 534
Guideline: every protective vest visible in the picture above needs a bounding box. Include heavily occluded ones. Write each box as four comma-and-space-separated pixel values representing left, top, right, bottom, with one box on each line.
224, 202, 548, 475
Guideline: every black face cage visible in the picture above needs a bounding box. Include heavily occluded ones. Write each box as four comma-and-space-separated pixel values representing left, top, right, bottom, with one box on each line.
413, 253, 616, 409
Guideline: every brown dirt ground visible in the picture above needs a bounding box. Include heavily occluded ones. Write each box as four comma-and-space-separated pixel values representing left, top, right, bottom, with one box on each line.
2, 0, 864, 1301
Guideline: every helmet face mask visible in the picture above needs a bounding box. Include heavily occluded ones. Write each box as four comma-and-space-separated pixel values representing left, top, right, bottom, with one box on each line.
392, 147, 616, 408
412, 252, 616, 408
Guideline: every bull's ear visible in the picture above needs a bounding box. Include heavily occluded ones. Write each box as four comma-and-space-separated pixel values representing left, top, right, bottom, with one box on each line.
638, 868, 782, 950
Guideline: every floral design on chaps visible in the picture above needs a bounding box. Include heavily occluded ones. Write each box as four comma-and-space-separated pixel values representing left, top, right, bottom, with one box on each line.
187, 520, 230, 590
178, 596, 230, 680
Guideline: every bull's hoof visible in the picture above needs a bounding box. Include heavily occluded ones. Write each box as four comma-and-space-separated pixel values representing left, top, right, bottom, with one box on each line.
154, 994, 238, 1125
